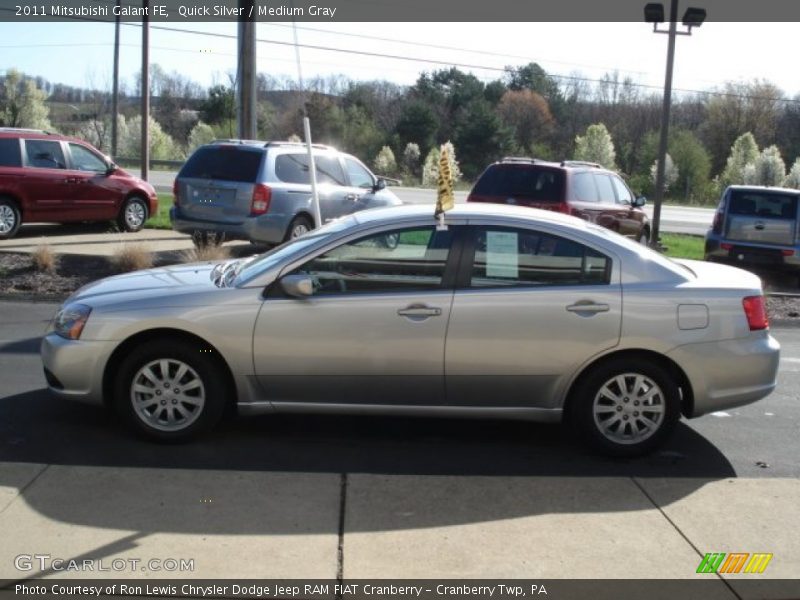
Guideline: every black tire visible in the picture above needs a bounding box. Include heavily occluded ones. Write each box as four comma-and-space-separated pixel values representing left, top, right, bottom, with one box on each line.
0, 197, 21, 240
117, 196, 149, 232
638, 228, 650, 246
113, 339, 229, 441
569, 358, 680, 457
284, 215, 314, 241
379, 232, 400, 249
192, 230, 226, 248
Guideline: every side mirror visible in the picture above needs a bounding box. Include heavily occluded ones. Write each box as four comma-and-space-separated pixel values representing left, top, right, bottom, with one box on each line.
106, 162, 118, 176
281, 274, 314, 298
372, 178, 387, 193
632, 196, 647, 208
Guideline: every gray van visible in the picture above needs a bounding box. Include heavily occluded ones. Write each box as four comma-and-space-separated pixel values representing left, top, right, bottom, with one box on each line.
170, 140, 402, 246
705, 185, 800, 284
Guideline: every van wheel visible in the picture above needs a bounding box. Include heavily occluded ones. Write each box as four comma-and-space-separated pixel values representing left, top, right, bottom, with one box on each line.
118, 196, 148, 232
192, 231, 226, 248
0, 197, 21, 239
638, 229, 650, 246
285, 215, 314, 241
113, 339, 228, 441
570, 358, 680, 457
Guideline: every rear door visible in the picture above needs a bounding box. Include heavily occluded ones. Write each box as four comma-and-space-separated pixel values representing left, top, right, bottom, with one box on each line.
273, 152, 349, 223
177, 145, 264, 224
445, 224, 621, 408
724, 189, 798, 246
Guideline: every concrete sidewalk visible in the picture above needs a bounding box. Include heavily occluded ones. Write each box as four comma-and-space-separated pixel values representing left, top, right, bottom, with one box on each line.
0, 225, 253, 257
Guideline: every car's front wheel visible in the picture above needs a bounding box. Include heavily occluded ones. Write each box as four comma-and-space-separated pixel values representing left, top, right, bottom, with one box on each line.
118, 196, 149, 232
570, 358, 680, 457
638, 229, 650, 246
113, 339, 228, 441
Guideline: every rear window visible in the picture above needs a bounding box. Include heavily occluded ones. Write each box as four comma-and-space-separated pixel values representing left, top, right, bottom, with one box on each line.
0, 138, 22, 167
728, 190, 798, 220
472, 165, 565, 201
180, 146, 263, 182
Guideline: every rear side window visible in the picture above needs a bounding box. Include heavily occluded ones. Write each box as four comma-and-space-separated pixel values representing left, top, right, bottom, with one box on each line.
571, 172, 598, 202
729, 191, 798, 219
275, 153, 347, 185
472, 165, 565, 201
594, 174, 617, 203
25, 139, 66, 169
180, 146, 263, 182
0, 138, 22, 167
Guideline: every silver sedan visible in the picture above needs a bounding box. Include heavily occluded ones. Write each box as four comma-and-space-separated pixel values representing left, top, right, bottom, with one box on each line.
40, 204, 780, 456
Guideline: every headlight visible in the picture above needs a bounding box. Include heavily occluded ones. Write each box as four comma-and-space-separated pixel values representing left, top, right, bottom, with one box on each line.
53, 303, 92, 340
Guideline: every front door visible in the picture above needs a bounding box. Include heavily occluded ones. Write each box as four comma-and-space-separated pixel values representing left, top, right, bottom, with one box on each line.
445, 225, 622, 408
66, 142, 120, 220
253, 225, 457, 406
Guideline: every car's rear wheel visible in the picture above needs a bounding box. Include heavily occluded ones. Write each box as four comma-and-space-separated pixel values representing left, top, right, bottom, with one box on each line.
570, 358, 680, 457
0, 197, 21, 240
117, 196, 149, 232
285, 215, 314, 241
113, 339, 228, 441
192, 230, 226, 248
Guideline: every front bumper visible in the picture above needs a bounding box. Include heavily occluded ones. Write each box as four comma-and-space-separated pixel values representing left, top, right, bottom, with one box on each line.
668, 332, 780, 417
40, 333, 116, 406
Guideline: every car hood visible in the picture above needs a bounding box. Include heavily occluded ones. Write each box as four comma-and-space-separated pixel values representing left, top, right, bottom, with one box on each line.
67, 262, 221, 307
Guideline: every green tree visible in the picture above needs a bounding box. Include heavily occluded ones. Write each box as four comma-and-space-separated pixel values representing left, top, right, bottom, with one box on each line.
454, 101, 513, 179
574, 123, 616, 169
669, 130, 712, 201
200, 84, 235, 125
187, 121, 216, 152
496, 89, 554, 152
395, 102, 438, 154
0, 69, 52, 130
123, 116, 184, 160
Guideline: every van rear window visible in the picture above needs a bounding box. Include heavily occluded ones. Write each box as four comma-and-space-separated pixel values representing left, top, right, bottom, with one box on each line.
729, 191, 798, 220
0, 138, 22, 167
179, 146, 263, 182
472, 165, 565, 201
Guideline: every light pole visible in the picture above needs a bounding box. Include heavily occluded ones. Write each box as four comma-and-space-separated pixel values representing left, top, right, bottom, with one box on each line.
645, 1, 706, 249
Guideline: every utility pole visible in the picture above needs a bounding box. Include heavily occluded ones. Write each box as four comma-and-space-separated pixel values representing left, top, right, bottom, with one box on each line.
111, 0, 120, 159
141, 0, 150, 181
237, 0, 257, 139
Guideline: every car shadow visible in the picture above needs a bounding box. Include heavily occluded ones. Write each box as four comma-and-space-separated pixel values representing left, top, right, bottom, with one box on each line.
0, 388, 736, 536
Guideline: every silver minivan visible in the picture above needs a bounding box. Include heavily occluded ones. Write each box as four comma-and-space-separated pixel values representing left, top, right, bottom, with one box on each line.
170, 140, 402, 245
705, 185, 800, 285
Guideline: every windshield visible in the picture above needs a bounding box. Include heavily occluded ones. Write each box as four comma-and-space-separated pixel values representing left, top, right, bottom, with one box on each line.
235, 215, 358, 285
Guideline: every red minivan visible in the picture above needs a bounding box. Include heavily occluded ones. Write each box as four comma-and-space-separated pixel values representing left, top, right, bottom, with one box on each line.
0, 128, 158, 239
467, 158, 650, 244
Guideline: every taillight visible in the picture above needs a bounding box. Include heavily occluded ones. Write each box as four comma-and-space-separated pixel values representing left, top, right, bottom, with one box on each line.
554, 201, 571, 214
781, 249, 795, 257
251, 184, 271, 215
712, 210, 723, 234
172, 180, 179, 206
742, 296, 769, 331
721, 242, 733, 251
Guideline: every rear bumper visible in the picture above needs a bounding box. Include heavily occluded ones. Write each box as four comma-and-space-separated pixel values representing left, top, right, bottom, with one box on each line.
705, 235, 800, 272
170, 208, 288, 244
667, 332, 780, 417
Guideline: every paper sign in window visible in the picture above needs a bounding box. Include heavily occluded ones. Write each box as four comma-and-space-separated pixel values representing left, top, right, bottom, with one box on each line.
486, 231, 519, 278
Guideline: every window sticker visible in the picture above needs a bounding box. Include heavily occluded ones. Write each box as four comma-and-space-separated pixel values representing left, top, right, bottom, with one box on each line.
485, 231, 519, 278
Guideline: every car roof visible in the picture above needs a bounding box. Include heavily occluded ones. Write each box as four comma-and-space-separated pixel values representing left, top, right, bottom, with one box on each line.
726, 184, 800, 195
489, 157, 611, 173
0, 129, 89, 145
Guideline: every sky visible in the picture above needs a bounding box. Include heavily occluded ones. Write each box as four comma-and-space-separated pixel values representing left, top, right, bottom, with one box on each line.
1, 21, 798, 99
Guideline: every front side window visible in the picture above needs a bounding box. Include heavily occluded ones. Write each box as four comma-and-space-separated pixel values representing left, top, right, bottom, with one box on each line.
611, 175, 634, 204
469, 227, 610, 287
345, 158, 374, 189
25, 140, 66, 169
69, 143, 107, 172
288, 227, 453, 295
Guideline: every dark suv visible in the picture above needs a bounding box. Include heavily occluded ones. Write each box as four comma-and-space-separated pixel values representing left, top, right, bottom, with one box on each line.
0, 128, 158, 239
467, 158, 649, 243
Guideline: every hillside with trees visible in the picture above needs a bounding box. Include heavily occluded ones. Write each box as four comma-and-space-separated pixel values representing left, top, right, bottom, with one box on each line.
2, 63, 800, 205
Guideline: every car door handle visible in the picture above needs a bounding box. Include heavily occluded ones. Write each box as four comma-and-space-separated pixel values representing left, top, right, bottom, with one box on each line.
566, 302, 610, 314
397, 304, 442, 318
345, 194, 360, 201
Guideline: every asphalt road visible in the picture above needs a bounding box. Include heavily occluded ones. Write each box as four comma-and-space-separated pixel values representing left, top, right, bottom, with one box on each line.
148, 171, 714, 236
1, 301, 797, 479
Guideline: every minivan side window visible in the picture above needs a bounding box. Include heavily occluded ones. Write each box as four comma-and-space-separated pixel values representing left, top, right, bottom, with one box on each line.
0, 138, 22, 167
610, 175, 633, 204
274, 154, 348, 186
571, 172, 598, 202
25, 140, 66, 169
469, 227, 610, 287
594, 174, 617, 204
345, 158, 374, 189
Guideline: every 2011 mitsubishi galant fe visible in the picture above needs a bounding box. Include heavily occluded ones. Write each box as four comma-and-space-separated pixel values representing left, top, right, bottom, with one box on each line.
40, 204, 780, 456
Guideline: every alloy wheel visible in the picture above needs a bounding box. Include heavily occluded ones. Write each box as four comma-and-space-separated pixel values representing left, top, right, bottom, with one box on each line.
130, 358, 206, 432
592, 372, 665, 445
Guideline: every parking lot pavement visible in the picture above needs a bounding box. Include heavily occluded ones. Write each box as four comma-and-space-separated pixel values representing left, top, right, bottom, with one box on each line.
0, 224, 252, 257
0, 301, 799, 587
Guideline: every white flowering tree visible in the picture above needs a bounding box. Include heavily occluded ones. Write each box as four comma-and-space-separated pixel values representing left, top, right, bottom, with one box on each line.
784, 158, 800, 189
650, 153, 679, 193
574, 123, 616, 170
187, 121, 216, 152
743, 145, 786, 187
372, 145, 397, 175
721, 132, 760, 186
421, 141, 462, 187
